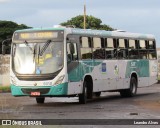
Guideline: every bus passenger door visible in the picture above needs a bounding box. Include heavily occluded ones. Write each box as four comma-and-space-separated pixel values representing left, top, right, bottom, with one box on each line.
67, 42, 82, 95
67, 43, 80, 82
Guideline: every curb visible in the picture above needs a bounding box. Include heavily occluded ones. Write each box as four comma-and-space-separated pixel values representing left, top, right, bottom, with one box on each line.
0, 90, 11, 93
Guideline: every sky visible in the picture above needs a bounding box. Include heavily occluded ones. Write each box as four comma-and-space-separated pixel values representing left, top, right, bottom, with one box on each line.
0, 0, 160, 47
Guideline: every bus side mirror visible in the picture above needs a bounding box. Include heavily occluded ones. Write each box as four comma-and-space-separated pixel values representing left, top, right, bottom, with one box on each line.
2, 38, 11, 55
2, 44, 6, 55
69, 43, 75, 54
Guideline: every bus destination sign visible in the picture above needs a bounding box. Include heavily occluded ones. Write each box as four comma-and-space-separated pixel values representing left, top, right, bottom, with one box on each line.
13, 31, 63, 40
20, 32, 57, 39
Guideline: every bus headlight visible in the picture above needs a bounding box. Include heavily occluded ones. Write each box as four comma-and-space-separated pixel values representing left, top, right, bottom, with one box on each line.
54, 75, 65, 85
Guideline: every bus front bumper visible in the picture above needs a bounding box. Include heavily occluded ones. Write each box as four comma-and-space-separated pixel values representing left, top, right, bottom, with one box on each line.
11, 83, 68, 97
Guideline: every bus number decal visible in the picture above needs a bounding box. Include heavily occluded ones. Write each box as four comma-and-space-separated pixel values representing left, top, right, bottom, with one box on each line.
43, 82, 52, 86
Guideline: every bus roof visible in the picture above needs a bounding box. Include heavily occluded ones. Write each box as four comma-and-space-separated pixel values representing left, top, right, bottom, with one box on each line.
15, 27, 155, 40
15, 27, 65, 32
70, 28, 155, 40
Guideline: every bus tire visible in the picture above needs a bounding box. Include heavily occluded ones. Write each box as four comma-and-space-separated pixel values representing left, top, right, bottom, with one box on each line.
95, 92, 101, 97
120, 77, 137, 97
36, 97, 45, 104
78, 81, 87, 104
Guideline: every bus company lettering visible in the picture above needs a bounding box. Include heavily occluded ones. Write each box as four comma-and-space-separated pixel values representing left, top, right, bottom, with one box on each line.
131, 62, 136, 68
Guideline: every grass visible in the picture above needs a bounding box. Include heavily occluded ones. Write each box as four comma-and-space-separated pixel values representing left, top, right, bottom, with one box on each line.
0, 85, 11, 93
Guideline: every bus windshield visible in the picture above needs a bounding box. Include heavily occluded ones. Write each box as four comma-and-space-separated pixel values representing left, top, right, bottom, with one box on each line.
13, 41, 64, 75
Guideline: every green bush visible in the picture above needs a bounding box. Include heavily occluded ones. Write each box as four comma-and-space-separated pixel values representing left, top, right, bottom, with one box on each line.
0, 86, 11, 92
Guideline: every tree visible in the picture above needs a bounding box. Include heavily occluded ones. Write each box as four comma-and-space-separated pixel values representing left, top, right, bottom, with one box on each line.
0, 20, 31, 54
60, 15, 113, 31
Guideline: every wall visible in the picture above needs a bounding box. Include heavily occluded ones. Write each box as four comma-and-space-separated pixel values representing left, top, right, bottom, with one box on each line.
157, 48, 160, 76
0, 55, 10, 86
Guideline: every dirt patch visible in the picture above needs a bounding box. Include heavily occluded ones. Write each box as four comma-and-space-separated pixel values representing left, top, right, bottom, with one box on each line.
136, 100, 160, 111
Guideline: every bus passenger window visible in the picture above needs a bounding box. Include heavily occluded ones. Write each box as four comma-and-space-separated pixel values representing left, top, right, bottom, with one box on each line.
139, 40, 148, 59
117, 39, 128, 59
93, 37, 105, 59
80, 37, 92, 59
128, 40, 139, 59
148, 50, 156, 59
148, 41, 155, 49
148, 41, 156, 59
105, 38, 117, 59
129, 40, 136, 49
67, 43, 78, 61
139, 40, 146, 49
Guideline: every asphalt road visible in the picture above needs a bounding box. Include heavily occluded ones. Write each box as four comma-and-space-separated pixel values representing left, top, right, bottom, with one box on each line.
0, 84, 160, 128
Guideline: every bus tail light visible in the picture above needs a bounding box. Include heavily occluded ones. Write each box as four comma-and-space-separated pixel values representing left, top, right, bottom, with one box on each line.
54, 75, 65, 85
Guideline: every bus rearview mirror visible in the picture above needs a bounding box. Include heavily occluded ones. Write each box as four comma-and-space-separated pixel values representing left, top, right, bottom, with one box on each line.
2, 45, 6, 55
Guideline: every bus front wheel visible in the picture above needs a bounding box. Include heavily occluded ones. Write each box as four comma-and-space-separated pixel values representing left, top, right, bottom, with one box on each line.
120, 77, 137, 97
36, 97, 45, 104
78, 81, 87, 104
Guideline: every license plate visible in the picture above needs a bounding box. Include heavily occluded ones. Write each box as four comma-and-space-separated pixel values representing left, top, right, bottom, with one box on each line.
31, 92, 40, 96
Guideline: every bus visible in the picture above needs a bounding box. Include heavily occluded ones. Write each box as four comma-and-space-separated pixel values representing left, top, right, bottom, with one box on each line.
10, 26, 158, 104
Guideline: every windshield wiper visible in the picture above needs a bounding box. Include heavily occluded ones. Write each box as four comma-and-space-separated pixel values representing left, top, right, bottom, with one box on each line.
33, 44, 37, 62
38, 45, 41, 64
24, 40, 34, 53
24, 40, 37, 62
39, 40, 51, 56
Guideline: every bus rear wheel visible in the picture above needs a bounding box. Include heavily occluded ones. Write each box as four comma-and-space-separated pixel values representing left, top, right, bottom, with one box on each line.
36, 97, 45, 104
120, 77, 137, 97
95, 92, 101, 97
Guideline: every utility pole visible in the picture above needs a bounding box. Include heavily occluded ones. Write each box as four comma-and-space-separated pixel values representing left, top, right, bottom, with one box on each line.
84, 1, 86, 29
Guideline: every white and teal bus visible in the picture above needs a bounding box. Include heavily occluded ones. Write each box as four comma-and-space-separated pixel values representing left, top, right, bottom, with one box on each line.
10, 26, 158, 104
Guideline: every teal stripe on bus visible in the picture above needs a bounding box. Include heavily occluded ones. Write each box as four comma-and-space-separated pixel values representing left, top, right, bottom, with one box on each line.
68, 60, 102, 82
125, 60, 149, 78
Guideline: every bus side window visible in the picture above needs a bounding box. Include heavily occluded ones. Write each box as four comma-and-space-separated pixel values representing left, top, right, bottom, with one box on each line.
67, 43, 78, 61
105, 38, 117, 59
93, 37, 105, 59
148, 40, 156, 59
139, 40, 148, 59
148, 40, 155, 49
117, 39, 128, 59
128, 40, 139, 59
80, 37, 92, 59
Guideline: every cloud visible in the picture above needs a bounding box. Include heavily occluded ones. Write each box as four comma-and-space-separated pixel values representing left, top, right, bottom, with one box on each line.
0, 0, 9, 3
1, 0, 160, 46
